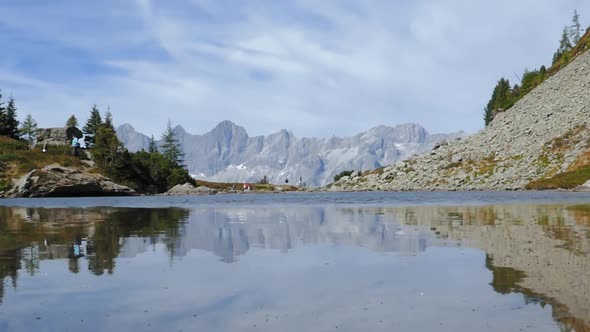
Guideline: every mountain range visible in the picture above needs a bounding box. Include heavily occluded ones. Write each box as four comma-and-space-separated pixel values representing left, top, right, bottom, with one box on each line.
116, 121, 464, 186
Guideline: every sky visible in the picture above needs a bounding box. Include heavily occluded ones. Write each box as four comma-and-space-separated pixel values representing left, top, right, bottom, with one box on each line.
0, 1, 588, 138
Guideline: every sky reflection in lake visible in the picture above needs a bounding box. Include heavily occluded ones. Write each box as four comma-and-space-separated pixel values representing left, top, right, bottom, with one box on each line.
1, 195, 590, 331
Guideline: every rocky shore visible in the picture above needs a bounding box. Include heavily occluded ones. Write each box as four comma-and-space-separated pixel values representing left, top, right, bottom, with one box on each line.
3, 164, 136, 198
164, 183, 218, 195
330, 48, 590, 192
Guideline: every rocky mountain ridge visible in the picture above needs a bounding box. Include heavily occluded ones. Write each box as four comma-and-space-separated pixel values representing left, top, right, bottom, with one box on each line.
117, 122, 464, 187
331, 47, 590, 191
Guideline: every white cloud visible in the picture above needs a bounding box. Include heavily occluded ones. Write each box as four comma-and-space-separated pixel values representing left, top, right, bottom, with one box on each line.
0, 0, 588, 137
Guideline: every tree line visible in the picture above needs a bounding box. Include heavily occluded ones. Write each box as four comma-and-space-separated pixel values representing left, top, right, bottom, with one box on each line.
0, 91, 194, 193
484, 10, 586, 126
0, 91, 21, 140
83, 105, 194, 193
0, 90, 40, 149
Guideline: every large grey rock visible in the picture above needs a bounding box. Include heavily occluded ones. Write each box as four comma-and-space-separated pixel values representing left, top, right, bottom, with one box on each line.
36, 127, 68, 146
164, 183, 217, 196
573, 180, 590, 192
118, 121, 464, 187
6, 164, 136, 198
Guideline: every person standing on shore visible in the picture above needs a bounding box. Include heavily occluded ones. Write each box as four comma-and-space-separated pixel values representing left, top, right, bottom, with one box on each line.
71, 136, 79, 156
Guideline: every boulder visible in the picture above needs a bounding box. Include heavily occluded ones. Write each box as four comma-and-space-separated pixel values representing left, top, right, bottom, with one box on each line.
165, 183, 217, 196
6, 164, 136, 198
36, 127, 68, 146
573, 180, 590, 192
432, 139, 448, 151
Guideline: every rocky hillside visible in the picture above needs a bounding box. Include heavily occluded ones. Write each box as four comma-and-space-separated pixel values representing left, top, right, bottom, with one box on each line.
331, 47, 590, 191
117, 121, 463, 187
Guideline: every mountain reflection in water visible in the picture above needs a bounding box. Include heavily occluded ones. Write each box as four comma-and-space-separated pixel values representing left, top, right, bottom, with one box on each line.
1, 203, 590, 331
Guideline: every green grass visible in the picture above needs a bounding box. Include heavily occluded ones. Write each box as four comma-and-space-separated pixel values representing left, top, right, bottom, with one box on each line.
525, 166, 590, 190
0, 136, 85, 187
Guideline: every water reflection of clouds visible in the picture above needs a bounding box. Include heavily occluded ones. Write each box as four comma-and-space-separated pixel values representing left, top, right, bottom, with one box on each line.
2, 203, 590, 331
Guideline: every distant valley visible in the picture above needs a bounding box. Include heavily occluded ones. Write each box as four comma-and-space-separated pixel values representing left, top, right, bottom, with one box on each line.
117, 121, 464, 186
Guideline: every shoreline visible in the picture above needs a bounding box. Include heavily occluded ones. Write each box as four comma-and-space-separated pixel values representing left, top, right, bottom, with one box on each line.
2, 187, 589, 200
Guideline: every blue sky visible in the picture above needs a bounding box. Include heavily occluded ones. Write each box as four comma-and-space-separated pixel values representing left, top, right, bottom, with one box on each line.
0, 1, 588, 138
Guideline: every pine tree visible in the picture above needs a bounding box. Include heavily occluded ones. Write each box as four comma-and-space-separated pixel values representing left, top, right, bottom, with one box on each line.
0, 96, 8, 137
0, 90, 5, 135
160, 120, 184, 166
570, 10, 582, 45
83, 105, 102, 148
553, 26, 574, 65
148, 135, 157, 153
20, 114, 38, 149
92, 124, 122, 168
559, 26, 573, 52
1, 96, 20, 139
104, 110, 114, 131
484, 78, 512, 126
66, 114, 78, 128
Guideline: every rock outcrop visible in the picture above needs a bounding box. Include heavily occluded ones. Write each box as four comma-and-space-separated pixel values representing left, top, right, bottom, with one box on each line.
36, 127, 68, 146
574, 180, 590, 192
331, 48, 590, 191
5, 164, 136, 198
164, 183, 217, 196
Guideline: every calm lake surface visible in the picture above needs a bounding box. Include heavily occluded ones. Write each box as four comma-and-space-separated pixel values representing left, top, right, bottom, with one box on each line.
1, 192, 590, 331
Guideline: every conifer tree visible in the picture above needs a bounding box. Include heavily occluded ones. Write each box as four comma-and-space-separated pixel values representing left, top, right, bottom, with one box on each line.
66, 114, 78, 128
104, 110, 114, 131
0, 90, 4, 133
570, 10, 582, 45
553, 26, 574, 65
160, 120, 184, 166
148, 135, 158, 153
559, 26, 573, 52
83, 105, 102, 147
484, 78, 512, 126
0, 96, 20, 139
20, 114, 38, 149
92, 123, 122, 168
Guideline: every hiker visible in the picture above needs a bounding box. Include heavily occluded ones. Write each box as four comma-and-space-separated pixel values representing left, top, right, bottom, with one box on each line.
71, 137, 80, 156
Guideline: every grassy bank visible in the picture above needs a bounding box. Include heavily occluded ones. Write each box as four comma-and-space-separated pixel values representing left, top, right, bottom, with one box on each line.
526, 166, 590, 190
0, 136, 85, 191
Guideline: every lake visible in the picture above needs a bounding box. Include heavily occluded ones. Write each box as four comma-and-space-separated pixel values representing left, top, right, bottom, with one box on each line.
1, 192, 590, 331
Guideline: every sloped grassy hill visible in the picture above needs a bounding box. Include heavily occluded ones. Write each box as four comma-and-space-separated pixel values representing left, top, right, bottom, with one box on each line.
0, 137, 85, 192
331, 33, 590, 191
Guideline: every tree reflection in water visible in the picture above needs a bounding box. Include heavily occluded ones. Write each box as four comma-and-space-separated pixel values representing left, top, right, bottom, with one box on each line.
0, 207, 189, 300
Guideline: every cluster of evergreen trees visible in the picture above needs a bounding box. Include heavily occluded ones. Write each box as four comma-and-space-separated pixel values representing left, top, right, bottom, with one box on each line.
0, 90, 20, 139
1, 89, 194, 193
484, 10, 585, 126
76, 106, 195, 193
0, 90, 39, 149
553, 10, 583, 65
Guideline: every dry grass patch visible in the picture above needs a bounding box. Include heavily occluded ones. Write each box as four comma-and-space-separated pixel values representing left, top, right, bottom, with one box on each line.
1, 136, 85, 191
